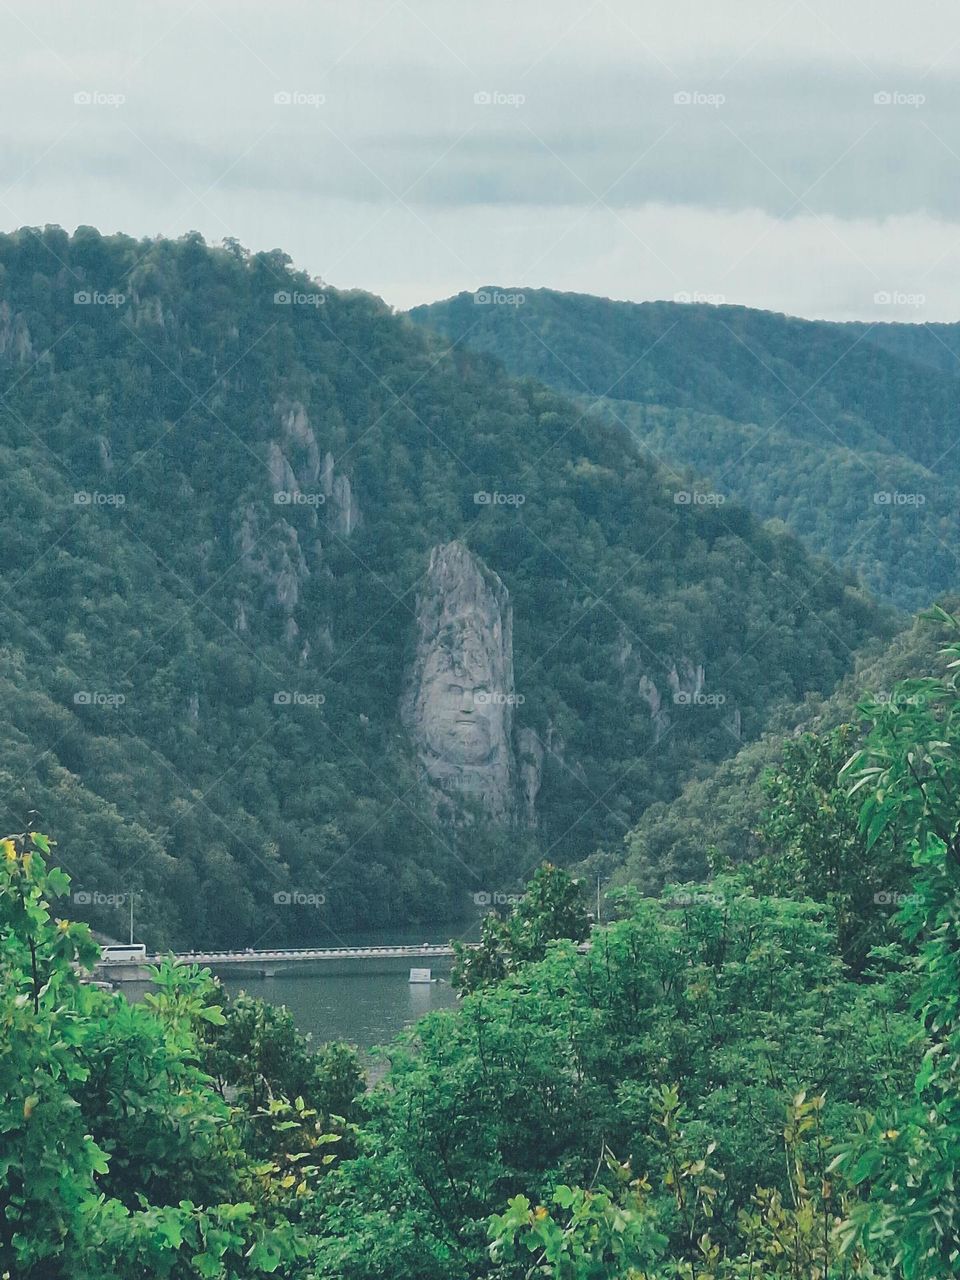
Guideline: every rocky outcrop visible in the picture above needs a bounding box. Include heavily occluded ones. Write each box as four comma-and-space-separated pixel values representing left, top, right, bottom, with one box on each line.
0, 302, 33, 364
238, 504, 310, 614
321, 450, 360, 536
638, 675, 669, 742
401, 541, 522, 825
516, 726, 545, 826
621, 640, 721, 742
97, 435, 114, 473
276, 399, 321, 488
130, 294, 166, 329
266, 401, 360, 536
668, 658, 706, 706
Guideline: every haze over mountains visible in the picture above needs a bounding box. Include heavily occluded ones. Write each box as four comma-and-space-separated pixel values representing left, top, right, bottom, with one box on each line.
411, 289, 960, 611
0, 227, 898, 946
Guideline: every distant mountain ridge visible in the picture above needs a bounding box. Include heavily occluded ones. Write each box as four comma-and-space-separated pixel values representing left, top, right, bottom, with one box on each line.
409, 289, 960, 610
0, 231, 893, 944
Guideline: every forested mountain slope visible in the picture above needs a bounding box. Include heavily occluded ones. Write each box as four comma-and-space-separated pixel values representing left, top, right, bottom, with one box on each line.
602, 605, 952, 893
410, 289, 960, 610
0, 229, 891, 945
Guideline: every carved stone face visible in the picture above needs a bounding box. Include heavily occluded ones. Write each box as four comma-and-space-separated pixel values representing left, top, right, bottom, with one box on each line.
400, 540, 521, 825
418, 638, 502, 765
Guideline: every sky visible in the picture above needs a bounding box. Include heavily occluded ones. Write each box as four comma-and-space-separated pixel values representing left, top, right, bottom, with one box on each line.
1, 0, 959, 319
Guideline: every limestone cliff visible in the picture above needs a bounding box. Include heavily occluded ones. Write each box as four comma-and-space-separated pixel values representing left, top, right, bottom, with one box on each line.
401, 541, 522, 825
0, 301, 33, 365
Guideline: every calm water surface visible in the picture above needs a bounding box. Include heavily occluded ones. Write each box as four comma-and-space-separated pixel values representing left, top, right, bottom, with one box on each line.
220, 968, 460, 1049
128, 921, 474, 1051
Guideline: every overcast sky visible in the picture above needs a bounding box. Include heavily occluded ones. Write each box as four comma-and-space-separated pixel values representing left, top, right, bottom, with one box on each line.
2, 0, 959, 319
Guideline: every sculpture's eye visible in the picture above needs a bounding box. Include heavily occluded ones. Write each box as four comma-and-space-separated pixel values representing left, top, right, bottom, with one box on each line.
475, 686, 489, 698
448, 684, 463, 696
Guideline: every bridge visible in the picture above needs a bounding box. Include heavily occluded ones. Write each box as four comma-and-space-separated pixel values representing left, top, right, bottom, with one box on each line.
95, 942, 465, 983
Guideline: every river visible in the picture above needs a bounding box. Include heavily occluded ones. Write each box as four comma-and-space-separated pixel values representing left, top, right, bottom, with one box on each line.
126, 921, 474, 1051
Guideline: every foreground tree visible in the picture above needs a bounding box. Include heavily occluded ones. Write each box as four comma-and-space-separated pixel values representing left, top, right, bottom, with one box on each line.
753, 723, 911, 972
0, 828, 309, 1278
836, 606, 960, 1277
451, 862, 590, 994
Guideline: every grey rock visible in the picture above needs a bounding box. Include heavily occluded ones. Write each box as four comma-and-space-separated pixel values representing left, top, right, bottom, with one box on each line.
401, 541, 520, 824
0, 301, 33, 364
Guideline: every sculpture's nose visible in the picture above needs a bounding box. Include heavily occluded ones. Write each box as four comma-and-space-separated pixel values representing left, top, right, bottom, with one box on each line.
459, 689, 474, 713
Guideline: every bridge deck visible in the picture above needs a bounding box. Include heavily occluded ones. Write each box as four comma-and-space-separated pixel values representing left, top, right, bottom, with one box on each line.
150, 944, 460, 965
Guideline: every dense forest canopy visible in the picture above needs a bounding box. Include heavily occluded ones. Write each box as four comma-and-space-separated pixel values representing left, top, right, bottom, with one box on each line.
6, 602, 960, 1275
411, 288, 960, 611
0, 228, 890, 946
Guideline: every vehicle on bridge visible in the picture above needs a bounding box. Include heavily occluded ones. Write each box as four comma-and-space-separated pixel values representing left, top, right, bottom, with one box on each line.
99, 943, 147, 963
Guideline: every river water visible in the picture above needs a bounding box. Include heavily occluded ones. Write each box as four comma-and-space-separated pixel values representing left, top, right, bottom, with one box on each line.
219, 968, 460, 1049
127, 921, 474, 1051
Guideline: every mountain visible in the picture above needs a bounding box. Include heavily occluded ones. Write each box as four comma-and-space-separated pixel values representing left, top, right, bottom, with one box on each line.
409, 289, 960, 611
600, 605, 953, 894
0, 228, 892, 946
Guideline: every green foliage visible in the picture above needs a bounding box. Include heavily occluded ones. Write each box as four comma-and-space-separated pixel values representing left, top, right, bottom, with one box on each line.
489, 1160, 667, 1280
451, 862, 590, 993
0, 830, 309, 1277
0, 229, 890, 944
752, 725, 911, 971
834, 606, 960, 1276
488, 1091, 878, 1279
412, 287, 960, 611
613, 605, 949, 894
201, 990, 364, 1120
307, 877, 917, 1278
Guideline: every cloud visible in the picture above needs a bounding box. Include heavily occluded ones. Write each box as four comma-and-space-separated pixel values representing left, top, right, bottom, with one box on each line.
0, 0, 957, 318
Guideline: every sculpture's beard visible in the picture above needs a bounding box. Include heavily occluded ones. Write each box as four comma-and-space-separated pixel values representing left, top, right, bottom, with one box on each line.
424, 710, 495, 765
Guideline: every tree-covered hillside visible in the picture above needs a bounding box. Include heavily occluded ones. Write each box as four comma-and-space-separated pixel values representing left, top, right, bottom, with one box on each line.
605, 604, 954, 897
0, 230, 891, 945
410, 289, 960, 610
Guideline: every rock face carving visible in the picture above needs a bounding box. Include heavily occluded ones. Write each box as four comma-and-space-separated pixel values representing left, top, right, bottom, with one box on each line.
401, 541, 521, 824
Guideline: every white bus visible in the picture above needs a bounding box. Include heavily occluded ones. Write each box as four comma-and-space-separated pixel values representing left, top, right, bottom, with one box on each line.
99, 943, 147, 963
